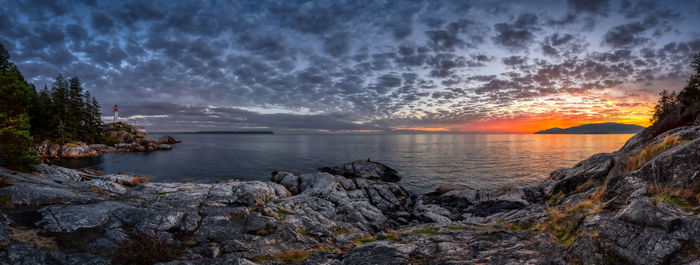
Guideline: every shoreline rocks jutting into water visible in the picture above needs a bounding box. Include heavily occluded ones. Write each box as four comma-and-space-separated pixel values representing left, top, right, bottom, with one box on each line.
0, 125, 699, 264
35, 123, 181, 160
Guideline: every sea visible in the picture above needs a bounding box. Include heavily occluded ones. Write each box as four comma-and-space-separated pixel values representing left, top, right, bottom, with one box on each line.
56, 133, 634, 193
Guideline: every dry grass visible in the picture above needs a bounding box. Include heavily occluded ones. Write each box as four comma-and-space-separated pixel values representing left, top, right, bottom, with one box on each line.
345, 235, 376, 249
6, 226, 59, 251
541, 198, 603, 247
648, 183, 699, 212
331, 226, 350, 235
122, 176, 151, 186
227, 212, 246, 220
624, 135, 688, 172
111, 233, 179, 265
89, 186, 107, 196
548, 191, 565, 204
253, 250, 310, 264
409, 228, 439, 235
575, 180, 599, 193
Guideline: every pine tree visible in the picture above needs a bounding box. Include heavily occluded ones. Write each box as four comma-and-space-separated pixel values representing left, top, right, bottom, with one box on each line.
50, 74, 70, 143
68, 76, 85, 140
0, 44, 37, 171
677, 53, 700, 108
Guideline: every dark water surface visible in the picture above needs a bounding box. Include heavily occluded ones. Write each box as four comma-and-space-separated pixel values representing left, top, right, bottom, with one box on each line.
57, 133, 634, 193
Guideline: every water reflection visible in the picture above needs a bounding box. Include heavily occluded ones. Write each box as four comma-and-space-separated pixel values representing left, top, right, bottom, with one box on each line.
54, 133, 633, 193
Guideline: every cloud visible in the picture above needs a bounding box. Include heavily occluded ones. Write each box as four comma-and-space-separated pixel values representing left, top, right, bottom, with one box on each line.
3, 0, 698, 132
567, 0, 610, 15
492, 13, 539, 51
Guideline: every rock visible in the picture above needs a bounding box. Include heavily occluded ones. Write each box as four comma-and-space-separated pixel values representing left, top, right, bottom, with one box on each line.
35, 141, 61, 159
318, 160, 401, 182
340, 241, 415, 265
60, 142, 100, 159
159, 135, 182, 144
89, 144, 114, 154
85, 179, 128, 195
542, 152, 613, 196
615, 200, 681, 231
158, 144, 173, 150
0, 182, 94, 205
244, 213, 278, 235
93, 174, 150, 186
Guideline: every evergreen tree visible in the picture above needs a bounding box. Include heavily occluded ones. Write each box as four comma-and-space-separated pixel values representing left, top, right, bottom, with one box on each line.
68, 76, 85, 140
677, 53, 700, 108
0, 44, 36, 171
83, 91, 103, 144
29, 86, 54, 140
50, 74, 70, 143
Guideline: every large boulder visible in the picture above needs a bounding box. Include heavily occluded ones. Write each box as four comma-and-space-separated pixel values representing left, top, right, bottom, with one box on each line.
318, 160, 401, 182
60, 143, 100, 159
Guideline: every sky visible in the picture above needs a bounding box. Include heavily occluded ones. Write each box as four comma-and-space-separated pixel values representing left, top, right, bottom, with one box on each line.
2, 0, 700, 133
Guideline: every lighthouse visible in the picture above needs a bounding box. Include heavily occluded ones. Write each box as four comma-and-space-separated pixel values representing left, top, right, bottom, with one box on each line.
113, 104, 119, 123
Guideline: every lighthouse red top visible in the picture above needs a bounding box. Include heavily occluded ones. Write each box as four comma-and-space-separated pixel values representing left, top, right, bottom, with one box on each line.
114, 104, 118, 112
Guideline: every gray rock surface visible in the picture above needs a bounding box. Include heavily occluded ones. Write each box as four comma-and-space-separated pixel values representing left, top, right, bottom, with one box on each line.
2, 126, 699, 264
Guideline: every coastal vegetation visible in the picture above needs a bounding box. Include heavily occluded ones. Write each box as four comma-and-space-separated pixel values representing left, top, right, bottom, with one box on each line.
0, 44, 104, 171
649, 53, 700, 136
623, 134, 689, 172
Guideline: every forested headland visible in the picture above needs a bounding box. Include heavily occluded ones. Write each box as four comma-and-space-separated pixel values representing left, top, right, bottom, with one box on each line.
1, 44, 104, 170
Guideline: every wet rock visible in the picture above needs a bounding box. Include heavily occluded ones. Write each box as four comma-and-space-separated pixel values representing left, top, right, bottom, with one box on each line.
159, 135, 182, 144
158, 144, 173, 150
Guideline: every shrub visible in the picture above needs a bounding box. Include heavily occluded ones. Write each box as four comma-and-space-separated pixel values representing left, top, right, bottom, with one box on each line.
111, 233, 179, 265
624, 135, 688, 172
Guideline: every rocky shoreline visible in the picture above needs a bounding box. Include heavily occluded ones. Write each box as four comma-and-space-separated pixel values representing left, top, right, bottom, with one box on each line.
0, 126, 699, 264
35, 123, 181, 160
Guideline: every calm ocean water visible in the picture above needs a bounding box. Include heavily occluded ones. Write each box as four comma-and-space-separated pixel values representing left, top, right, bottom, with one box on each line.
57, 133, 634, 193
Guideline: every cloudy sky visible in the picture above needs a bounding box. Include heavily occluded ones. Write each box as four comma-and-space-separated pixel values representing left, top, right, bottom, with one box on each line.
3, 0, 700, 133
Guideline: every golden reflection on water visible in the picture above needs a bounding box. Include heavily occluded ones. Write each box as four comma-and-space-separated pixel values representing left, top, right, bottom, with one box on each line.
384, 134, 634, 191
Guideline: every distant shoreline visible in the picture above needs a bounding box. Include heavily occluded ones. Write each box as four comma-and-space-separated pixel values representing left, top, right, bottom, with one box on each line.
152, 131, 274, 135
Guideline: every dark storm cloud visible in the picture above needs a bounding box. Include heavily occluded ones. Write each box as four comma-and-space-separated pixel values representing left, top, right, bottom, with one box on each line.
4, 0, 699, 131
492, 13, 539, 50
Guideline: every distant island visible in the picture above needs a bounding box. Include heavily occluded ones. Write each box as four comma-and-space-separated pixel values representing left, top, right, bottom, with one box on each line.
166, 131, 274, 134
534, 122, 644, 134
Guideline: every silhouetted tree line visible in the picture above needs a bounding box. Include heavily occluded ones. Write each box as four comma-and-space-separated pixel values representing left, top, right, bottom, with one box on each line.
0, 44, 103, 171
650, 53, 700, 135
29, 75, 104, 144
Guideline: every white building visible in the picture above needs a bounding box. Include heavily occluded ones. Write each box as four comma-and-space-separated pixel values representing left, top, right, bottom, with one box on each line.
113, 104, 119, 123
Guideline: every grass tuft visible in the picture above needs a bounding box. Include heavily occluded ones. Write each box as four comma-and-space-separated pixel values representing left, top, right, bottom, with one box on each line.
409, 228, 439, 235
648, 183, 699, 213
541, 198, 602, 247
575, 180, 599, 193
331, 226, 350, 235
624, 135, 688, 172
253, 250, 310, 264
